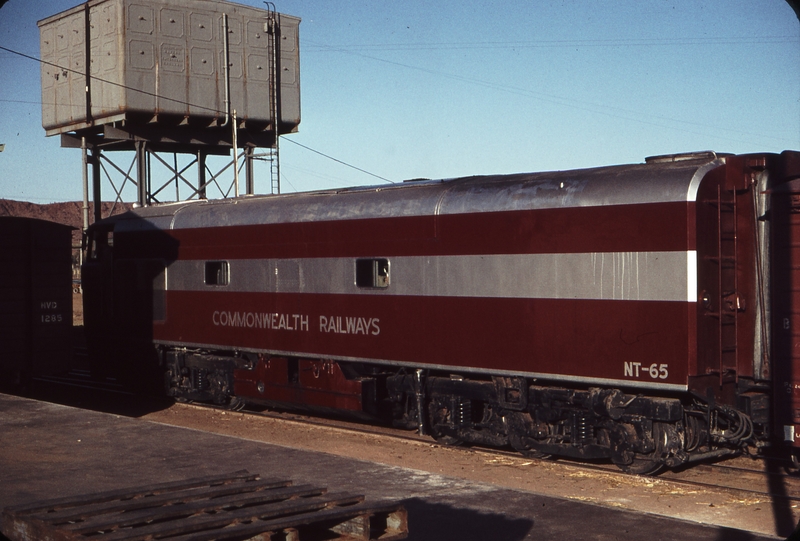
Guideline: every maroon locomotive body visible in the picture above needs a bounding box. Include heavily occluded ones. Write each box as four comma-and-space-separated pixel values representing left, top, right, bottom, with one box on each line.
83, 150, 800, 473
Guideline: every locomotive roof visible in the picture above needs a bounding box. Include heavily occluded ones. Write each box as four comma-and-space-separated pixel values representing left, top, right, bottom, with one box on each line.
109, 152, 728, 232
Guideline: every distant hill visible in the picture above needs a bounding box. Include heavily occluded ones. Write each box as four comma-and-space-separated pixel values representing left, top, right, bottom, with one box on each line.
0, 200, 131, 230
0, 200, 133, 246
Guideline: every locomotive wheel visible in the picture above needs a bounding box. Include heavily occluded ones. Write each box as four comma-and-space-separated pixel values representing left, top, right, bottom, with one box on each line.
516, 447, 552, 460
779, 450, 800, 476
429, 429, 464, 446
505, 411, 552, 459
227, 396, 246, 411
611, 421, 667, 475
615, 455, 664, 476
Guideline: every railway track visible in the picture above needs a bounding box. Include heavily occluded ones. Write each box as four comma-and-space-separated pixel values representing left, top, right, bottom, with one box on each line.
658, 459, 800, 502
24, 373, 800, 506
183, 400, 800, 505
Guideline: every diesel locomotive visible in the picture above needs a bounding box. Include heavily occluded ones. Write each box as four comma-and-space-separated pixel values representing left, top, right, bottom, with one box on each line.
82, 150, 800, 474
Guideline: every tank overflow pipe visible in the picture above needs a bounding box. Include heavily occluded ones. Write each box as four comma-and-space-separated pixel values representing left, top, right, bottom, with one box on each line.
81, 136, 89, 234
232, 109, 240, 197
220, 13, 231, 128
222, 12, 239, 197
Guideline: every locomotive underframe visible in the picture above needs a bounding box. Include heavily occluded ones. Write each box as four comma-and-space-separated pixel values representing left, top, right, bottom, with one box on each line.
160, 347, 764, 474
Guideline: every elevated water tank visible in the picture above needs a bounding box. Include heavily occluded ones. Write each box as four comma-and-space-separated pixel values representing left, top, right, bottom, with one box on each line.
39, 0, 300, 137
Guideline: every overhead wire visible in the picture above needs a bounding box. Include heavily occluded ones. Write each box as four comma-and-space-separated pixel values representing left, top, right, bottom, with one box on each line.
0, 44, 396, 185
303, 35, 798, 52
283, 139, 394, 184
304, 38, 799, 147
2, 27, 798, 187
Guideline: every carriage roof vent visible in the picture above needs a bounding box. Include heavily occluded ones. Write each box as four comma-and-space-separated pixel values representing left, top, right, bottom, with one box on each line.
645, 151, 730, 164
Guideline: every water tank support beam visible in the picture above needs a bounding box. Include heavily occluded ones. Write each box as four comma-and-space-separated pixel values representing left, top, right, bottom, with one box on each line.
135, 141, 148, 207
198, 151, 207, 200
91, 147, 101, 224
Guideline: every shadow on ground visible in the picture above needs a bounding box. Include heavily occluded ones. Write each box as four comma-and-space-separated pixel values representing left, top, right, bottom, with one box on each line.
401, 498, 533, 541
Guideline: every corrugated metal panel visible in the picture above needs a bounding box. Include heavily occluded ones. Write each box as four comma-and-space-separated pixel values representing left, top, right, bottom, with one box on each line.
154, 157, 723, 230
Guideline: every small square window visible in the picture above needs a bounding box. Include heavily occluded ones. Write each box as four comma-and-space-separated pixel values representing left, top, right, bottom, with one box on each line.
355, 258, 389, 289
205, 261, 230, 286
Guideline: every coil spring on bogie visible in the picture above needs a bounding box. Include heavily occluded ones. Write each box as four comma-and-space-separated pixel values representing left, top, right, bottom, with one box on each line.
571, 412, 592, 446
452, 397, 471, 428
191, 368, 209, 391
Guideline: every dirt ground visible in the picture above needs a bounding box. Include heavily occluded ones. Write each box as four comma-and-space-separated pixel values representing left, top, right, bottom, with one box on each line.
141, 403, 795, 539
73, 292, 83, 326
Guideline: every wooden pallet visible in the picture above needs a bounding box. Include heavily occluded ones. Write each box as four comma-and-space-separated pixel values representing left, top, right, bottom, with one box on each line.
1, 470, 407, 541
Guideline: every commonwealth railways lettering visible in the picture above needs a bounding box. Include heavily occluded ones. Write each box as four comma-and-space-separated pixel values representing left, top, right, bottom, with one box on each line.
211, 311, 381, 336
213, 311, 309, 331
319, 315, 381, 336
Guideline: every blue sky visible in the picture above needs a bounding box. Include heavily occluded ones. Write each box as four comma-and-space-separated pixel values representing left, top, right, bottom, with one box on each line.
0, 0, 798, 203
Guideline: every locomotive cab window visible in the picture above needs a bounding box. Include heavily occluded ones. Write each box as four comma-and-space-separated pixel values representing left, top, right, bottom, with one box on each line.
355, 258, 390, 288
87, 228, 113, 260
205, 261, 230, 286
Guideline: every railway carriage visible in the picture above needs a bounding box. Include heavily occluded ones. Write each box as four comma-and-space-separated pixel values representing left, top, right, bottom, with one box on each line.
0, 217, 74, 390
83, 150, 800, 473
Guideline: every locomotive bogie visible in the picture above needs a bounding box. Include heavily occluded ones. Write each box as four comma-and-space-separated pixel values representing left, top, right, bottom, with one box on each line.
81, 150, 800, 472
